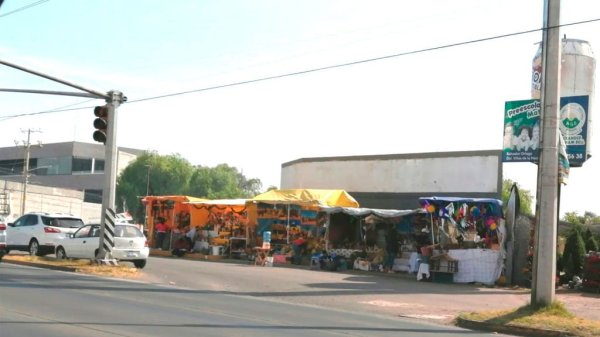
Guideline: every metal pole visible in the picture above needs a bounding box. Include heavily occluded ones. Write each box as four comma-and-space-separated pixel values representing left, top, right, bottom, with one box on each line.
0, 88, 101, 98
0, 59, 108, 99
97, 91, 124, 259
20, 130, 31, 215
532, 0, 561, 306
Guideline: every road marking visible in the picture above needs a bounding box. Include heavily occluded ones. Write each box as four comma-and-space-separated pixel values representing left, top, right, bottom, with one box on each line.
401, 314, 453, 320
360, 300, 424, 308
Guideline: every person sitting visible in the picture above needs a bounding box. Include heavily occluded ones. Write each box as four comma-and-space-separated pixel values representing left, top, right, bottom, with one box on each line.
171, 236, 190, 257
185, 226, 199, 252
255, 251, 267, 266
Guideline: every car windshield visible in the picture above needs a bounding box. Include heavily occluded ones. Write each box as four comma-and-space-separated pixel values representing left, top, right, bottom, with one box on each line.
115, 225, 143, 238
42, 216, 85, 228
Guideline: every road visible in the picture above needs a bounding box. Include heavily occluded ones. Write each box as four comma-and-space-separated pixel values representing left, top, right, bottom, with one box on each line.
138, 256, 600, 323
0, 263, 510, 337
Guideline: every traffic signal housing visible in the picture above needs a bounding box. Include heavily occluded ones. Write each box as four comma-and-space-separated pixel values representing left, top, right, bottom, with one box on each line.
93, 105, 109, 144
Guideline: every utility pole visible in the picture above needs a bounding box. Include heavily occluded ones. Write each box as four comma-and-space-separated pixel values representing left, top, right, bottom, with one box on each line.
96, 90, 125, 259
17, 128, 42, 215
532, 0, 561, 306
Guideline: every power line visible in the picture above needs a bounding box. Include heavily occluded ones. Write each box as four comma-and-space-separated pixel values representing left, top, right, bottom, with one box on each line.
0, 0, 50, 19
127, 18, 600, 104
0, 98, 98, 121
2, 17, 599, 119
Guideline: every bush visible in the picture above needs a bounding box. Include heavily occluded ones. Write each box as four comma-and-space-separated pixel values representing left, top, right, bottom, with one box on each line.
584, 229, 599, 252
562, 228, 586, 280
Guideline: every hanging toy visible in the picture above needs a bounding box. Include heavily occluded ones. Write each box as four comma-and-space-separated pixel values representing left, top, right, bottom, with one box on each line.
490, 222, 497, 231
425, 203, 435, 214
470, 206, 480, 218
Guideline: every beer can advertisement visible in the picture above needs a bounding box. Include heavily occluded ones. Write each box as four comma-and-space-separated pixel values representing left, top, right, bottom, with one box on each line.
503, 96, 590, 166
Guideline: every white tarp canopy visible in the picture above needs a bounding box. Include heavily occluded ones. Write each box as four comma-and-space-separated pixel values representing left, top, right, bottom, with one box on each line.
320, 207, 422, 218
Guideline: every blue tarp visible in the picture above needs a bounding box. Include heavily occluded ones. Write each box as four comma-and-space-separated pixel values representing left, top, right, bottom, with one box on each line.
419, 196, 503, 217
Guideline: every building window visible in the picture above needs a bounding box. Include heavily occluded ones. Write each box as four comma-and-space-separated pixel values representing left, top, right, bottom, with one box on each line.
84, 189, 103, 203
94, 159, 105, 173
37, 156, 72, 175
72, 157, 93, 174
0, 159, 24, 176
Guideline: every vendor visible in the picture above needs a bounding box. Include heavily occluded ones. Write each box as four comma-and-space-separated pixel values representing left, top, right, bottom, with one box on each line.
292, 233, 307, 265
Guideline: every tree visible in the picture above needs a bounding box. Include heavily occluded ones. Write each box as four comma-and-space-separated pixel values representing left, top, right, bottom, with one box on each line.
584, 228, 599, 253
116, 151, 194, 223
502, 179, 533, 215
186, 164, 261, 199
563, 211, 583, 225
562, 226, 586, 280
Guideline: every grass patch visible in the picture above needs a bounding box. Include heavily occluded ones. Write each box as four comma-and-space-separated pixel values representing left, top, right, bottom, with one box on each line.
460, 301, 600, 337
3, 255, 141, 279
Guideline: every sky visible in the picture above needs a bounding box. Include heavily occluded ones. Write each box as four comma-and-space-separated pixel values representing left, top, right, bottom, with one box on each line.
0, 0, 598, 217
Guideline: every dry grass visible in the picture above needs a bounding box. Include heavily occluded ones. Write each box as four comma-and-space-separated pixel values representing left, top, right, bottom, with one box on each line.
3, 255, 141, 279
460, 301, 600, 337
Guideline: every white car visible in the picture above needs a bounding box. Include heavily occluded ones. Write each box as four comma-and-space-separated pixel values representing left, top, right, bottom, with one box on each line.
55, 223, 149, 268
6, 212, 85, 256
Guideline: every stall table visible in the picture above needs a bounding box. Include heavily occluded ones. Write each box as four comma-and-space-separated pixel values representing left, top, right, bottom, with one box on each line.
447, 249, 502, 285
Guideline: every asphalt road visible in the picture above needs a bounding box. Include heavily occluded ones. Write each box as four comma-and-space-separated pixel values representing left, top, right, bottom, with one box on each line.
138, 255, 600, 323
0, 262, 510, 337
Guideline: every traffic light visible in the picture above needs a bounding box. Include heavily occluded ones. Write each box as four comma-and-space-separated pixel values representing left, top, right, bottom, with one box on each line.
93, 105, 109, 144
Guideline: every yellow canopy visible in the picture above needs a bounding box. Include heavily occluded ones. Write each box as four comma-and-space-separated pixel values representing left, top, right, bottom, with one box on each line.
249, 189, 359, 207
184, 199, 249, 227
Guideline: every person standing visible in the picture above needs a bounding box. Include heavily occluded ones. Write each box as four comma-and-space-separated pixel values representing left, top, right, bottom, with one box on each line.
155, 217, 167, 250
292, 233, 307, 265
384, 225, 399, 273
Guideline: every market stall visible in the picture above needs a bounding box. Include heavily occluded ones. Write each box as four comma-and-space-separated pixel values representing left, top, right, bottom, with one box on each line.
320, 206, 424, 273
142, 195, 206, 250
184, 199, 249, 256
418, 196, 506, 285
246, 189, 359, 264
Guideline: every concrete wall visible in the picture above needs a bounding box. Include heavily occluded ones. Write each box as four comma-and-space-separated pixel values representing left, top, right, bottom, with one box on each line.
282, 150, 501, 193
281, 150, 502, 209
0, 180, 101, 223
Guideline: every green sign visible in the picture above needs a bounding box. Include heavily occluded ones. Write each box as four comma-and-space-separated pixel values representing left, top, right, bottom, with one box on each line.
503, 99, 540, 162
503, 96, 590, 166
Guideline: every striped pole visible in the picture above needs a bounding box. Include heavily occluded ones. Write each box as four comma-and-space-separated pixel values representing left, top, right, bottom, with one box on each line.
97, 207, 118, 266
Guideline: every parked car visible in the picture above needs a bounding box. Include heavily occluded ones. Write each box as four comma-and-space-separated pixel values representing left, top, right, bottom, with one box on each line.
55, 223, 149, 268
6, 212, 85, 256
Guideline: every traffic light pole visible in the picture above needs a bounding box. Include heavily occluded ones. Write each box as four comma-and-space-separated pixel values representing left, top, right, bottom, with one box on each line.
97, 90, 124, 259
0, 57, 125, 262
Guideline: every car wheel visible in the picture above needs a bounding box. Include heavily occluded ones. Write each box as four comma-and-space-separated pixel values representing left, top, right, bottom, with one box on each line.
133, 259, 147, 269
29, 239, 41, 256
56, 247, 67, 260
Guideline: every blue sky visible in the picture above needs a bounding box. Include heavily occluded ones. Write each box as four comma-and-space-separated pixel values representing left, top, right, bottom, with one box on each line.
1, 0, 599, 216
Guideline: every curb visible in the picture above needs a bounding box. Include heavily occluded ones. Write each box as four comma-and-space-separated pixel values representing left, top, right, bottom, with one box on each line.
456, 317, 573, 337
2, 259, 78, 272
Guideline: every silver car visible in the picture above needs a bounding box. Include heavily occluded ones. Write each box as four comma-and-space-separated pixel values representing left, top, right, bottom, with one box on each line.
55, 223, 149, 268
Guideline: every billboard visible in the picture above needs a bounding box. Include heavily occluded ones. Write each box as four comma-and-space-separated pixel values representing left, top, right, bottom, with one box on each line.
503, 95, 590, 166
